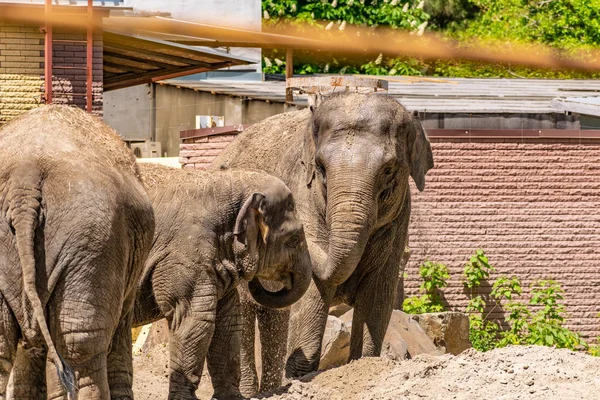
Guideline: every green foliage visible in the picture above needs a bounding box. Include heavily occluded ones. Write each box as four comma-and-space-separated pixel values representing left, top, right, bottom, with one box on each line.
422, 0, 479, 31
262, 0, 430, 76
403, 260, 448, 314
404, 249, 600, 355
262, 0, 600, 79
463, 249, 494, 289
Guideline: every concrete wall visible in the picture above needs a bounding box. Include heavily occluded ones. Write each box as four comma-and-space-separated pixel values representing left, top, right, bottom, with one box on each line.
104, 84, 153, 141
154, 84, 289, 157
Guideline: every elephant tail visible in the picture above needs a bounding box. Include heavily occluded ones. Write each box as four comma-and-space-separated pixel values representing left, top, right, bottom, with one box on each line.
9, 164, 78, 399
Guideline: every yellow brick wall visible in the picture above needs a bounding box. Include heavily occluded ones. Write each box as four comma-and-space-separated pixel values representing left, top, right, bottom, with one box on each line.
0, 23, 44, 126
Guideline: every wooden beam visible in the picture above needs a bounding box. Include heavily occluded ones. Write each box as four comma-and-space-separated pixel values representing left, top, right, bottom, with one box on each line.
103, 45, 193, 67
104, 51, 183, 70
103, 63, 129, 74
103, 32, 224, 63
104, 62, 232, 91
104, 54, 163, 71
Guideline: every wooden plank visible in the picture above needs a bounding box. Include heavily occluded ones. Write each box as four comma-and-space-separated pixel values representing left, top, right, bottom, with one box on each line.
104, 54, 161, 71
104, 45, 194, 67
105, 63, 230, 91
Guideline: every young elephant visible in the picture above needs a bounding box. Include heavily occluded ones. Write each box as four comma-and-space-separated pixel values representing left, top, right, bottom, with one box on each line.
134, 164, 312, 399
0, 106, 154, 399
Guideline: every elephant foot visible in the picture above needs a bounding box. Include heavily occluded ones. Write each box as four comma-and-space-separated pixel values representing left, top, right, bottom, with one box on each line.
211, 391, 243, 400
285, 348, 320, 380
168, 372, 199, 400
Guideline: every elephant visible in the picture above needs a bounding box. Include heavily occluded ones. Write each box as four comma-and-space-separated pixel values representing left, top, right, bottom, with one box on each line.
133, 163, 312, 399
0, 105, 155, 399
211, 92, 433, 394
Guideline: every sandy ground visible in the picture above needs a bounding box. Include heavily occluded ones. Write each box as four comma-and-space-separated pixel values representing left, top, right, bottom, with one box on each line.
133, 345, 600, 400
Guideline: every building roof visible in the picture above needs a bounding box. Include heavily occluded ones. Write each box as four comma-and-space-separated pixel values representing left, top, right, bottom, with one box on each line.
103, 32, 254, 91
552, 97, 600, 117
160, 76, 600, 114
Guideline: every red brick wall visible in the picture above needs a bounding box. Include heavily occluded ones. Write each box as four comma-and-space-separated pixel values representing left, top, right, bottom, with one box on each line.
48, 28, 103, 116
179, 134, 239, 170
0, 22, 102, 126
180, 134, 600, 339
408, 139, 600, 340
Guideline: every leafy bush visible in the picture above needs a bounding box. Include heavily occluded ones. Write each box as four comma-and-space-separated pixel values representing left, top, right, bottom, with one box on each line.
402, 260, 449, 314
462, 249, 588, 352
262, 0, 600, 78
262, 0, 431, 76
405, 248, 596, 354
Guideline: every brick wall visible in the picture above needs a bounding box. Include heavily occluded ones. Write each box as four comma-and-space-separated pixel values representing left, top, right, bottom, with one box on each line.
180, 133, 600, 339
408, 139, 600, 340
179, 134, 239, 170
0, 22, 102, 127
0, 23, 45, 125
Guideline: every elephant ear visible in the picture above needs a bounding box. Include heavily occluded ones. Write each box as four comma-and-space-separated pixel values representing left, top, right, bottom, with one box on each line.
408, 115, 434, 192
302, 93, 325, 187
234, 193, 267, 256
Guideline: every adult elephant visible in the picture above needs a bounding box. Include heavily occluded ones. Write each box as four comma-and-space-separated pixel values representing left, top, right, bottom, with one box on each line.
211, 92, 433, 392
0, 105, 154, 399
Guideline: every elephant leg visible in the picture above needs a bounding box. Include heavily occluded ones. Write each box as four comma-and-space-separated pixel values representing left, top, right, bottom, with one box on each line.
167, 294, 217, 400
0, 294, 18, 400
107, 304, 135, 399
257, 307, 288, 393
46, 273, 126, 399
10, 344, 47, 400
285, 278, 335, 379
238, 292, 258, 397
206, 289, 242, 400
349, 268, 396, 360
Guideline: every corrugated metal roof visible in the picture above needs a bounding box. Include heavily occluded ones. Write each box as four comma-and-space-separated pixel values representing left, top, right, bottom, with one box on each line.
160, 76, 600, 114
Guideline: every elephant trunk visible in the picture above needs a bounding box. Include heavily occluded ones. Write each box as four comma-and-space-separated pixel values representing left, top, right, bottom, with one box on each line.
319, 170, 376, 286
248, 238, 312, 309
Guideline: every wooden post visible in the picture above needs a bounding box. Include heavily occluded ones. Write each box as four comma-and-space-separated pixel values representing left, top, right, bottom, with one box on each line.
285, 49, 293, 102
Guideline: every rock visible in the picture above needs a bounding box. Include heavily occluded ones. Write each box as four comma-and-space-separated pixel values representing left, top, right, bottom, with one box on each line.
319, 315, 351, 370
338, 309, 441, 363
329, 303, 352, 317
410, 312, 472, 355
142, 319, 170, 353
384, 310, 441, 360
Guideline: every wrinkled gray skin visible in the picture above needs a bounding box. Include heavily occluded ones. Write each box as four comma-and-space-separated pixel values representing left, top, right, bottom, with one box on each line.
211, 92, 433, 394
0, 105, 155, 400
133, 164, 312, 400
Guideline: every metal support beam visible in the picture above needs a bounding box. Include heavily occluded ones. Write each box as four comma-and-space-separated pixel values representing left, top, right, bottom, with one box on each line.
44, 0, 52, 104
285, 49, 293, 103
86, 0, 93, 112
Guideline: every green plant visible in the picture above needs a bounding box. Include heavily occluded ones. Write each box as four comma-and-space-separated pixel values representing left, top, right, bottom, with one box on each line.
403, 260, 449, 314
522, 280, 587, 350
463, 249, 494, 289
262, 0, 431, 76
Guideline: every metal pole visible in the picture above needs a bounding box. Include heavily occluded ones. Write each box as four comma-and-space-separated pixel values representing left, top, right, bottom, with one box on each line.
44, 0, 53, 104
285, 49, 293, 102
86, 0, 93, 112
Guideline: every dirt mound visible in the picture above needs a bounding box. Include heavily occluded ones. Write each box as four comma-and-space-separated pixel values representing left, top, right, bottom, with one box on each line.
261, 346, 600, 400
133, 345, 600, 399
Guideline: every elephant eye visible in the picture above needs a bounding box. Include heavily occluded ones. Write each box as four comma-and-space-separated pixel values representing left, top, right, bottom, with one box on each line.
286, 233, 301, 248
315, 161, 327, 186
384, 167, 393, 175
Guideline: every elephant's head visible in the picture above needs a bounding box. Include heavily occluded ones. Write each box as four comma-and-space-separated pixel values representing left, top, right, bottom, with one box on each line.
233, 180, 312, 309
302, 92, 434, 285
